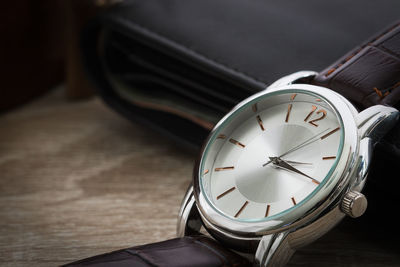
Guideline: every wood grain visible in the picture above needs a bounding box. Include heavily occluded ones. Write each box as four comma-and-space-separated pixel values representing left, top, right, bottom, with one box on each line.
0, 88, 399, 266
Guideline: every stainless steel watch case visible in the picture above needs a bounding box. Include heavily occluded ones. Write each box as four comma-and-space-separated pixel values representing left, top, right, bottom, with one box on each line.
177, 71, 399, 266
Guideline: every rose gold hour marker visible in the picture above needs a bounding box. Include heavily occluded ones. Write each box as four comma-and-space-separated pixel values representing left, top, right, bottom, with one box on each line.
234, 201, 249, 218
256, 115, 265, 131
217, 134, 226, 139
229, 138, 245, 148
320, 127, 340, 140
290, 93, 297, 100
203, 169, 209, 175
214, 166, 234, 171
316, 98, 322, 102
312, 179, 320, 185
285, 104, 292, 123
322, 156, 336, 160
265, 204, 271, 217
291, 197, 297, 206
216, 187, 236, 200
252, 103, 258, 112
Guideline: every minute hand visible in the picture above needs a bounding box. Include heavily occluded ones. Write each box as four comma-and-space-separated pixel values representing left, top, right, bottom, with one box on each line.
262, 128, 331, 167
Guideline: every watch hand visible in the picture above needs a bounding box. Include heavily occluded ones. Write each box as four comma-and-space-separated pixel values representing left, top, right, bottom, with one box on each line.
269, 157, 320, 184
284, 160, 312, 165
278, 128, 331, 158
262, 158, 313, 167
262, 128, 330, 167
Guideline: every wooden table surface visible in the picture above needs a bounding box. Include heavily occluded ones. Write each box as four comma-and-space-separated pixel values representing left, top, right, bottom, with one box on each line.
0, 88, 399, 266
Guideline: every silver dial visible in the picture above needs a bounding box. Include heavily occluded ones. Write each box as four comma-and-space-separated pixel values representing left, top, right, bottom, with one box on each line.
200, 91, 343, 221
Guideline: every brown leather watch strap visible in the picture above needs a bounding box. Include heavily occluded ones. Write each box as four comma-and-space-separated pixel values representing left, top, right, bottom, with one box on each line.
63, 235, 251, 267
312, 20, 400, 111
313, 21, 400, 236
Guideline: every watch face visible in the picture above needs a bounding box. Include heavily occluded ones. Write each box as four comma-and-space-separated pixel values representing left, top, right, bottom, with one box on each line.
199, 90, 344, 222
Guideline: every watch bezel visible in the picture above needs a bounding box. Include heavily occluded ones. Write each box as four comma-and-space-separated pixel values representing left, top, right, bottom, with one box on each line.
193, 83, 359, 237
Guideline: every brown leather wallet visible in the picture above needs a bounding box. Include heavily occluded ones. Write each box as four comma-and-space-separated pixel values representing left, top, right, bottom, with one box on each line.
81, 0, 400, 149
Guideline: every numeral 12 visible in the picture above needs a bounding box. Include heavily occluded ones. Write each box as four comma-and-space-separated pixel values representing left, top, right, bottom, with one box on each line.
304, 105, 327, 127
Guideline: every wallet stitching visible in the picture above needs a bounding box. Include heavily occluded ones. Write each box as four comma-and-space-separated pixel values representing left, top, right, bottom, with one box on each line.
116, 16, 269, 87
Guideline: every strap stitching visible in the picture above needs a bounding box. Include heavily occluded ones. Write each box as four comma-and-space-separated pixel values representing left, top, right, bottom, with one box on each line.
324, 22, 400, 78
363, 80, 400, 102
377, 81, 400, 99
373, 87, 390, 99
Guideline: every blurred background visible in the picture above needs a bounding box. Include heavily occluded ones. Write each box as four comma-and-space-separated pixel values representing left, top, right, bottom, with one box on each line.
1, 2, 193, 266
0, 0, 115, 113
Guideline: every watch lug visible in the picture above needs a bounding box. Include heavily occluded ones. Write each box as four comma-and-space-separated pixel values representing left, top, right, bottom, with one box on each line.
266, 71, 317, 90
352, 137, 372, 191
177, 184, 202, 237
254, 232, 292, 267
356, 105, 399, 142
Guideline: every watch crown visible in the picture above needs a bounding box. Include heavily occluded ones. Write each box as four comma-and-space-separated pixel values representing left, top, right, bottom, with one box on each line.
341, 190, 368, 218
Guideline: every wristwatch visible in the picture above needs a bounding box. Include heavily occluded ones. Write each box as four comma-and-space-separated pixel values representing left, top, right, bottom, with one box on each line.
176, 20, 400, 266
67, 20, 400, 267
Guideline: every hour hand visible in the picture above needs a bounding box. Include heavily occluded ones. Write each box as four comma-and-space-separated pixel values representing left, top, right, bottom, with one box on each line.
269, 157, 320, 184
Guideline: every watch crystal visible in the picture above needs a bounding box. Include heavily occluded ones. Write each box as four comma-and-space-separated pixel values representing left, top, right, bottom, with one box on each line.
200, 91, 343, 222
